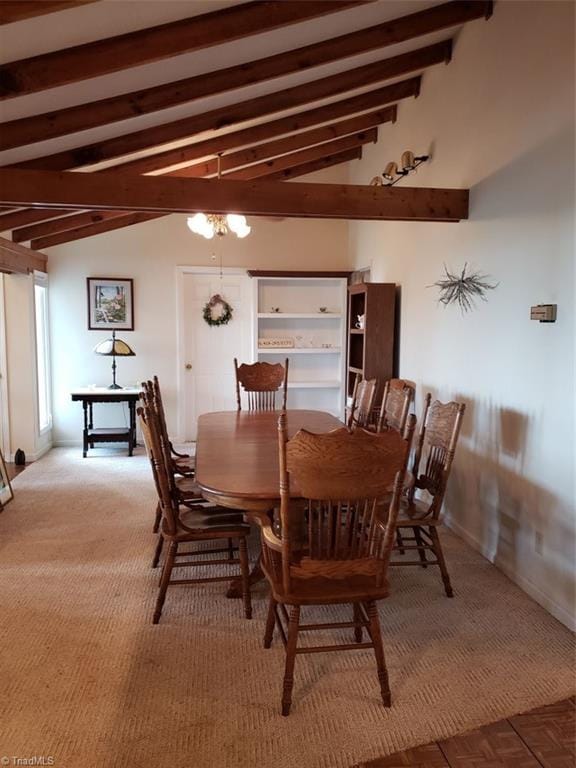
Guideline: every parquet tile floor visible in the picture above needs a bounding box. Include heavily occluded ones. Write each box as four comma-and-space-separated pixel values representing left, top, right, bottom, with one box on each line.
356, 698, 575, 768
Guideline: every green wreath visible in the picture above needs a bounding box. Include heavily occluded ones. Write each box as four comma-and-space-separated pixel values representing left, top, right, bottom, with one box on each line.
202, 293, 233, 327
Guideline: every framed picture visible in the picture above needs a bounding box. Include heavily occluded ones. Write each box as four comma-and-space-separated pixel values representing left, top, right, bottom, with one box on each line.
87, 277, 134, 331
0, 449, 14, 510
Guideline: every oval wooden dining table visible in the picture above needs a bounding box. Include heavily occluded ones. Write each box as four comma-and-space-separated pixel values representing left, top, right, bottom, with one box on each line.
195, 409, 344, 513
194, 409, 343, 596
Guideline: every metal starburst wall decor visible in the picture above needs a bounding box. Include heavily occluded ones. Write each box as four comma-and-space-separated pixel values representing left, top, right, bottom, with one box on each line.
431, 263, 498, 313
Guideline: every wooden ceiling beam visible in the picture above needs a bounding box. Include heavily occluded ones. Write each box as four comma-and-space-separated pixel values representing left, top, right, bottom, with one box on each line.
0, 0, 492, 149
108, 88, 405, 176
30, 149, 364, 250
220, 130, 377, 179
0, 168, 470, 222
0, 1, 98, 25
0, 207, 75, 232
0, 1, 363, 99
262, 147, 362, 181
0, 235, 46, 273
155, 114, 382, 178
14, 132, 373, 242
12, 116, 382, 242
0, 97, 400, 231
31, 213, 166, 250
262, 148, 362, 181
13, 210, 133, 242
0, 94, 403, 232
14, 42, 445, 172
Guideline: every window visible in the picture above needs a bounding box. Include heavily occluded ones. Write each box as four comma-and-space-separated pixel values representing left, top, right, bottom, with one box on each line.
34, 276, 51, 433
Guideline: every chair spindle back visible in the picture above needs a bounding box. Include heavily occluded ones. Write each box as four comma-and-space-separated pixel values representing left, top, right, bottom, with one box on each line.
138, 398, 180, 536
377, 379, 414, 434
278, 413, 416, 593
234, 358, 289, 411
347, 374, 377, 429
409, 393, 465, 518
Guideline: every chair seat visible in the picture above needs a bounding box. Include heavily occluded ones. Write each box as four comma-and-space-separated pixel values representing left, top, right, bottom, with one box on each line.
262, 555, 390, 605
396, 497, 440, 526
163, 505, 250, 540
175, 475, 203, 500
173, 456, 196, 474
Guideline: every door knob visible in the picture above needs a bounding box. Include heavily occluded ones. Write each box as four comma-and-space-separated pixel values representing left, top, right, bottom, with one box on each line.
185, 363, 192, 370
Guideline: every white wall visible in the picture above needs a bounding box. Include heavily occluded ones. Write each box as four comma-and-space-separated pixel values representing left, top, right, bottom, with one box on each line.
349, 1, 575, 628
45, 166, 350, 447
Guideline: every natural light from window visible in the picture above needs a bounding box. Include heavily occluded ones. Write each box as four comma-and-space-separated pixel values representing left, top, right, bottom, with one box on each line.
34, 279, 51, 433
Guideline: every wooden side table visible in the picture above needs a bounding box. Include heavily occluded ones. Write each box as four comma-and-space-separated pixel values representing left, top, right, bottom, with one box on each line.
71, 388, 140, 457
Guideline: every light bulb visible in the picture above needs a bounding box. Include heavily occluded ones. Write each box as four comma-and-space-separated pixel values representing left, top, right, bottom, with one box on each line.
236, 225, 251, 239
383, 162, 398, 181
227, 214, 247, 233
187, 213, 208, 235
401, 151, 416, 171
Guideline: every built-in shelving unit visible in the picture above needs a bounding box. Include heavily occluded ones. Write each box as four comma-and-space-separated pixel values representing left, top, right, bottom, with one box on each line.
249, 271, 350, 418
347, 282, 396, 406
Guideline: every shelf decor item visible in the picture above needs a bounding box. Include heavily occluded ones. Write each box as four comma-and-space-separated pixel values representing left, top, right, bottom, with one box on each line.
87, 277, 134, 331
431, 263, 498, 313
258, 338, 294, 349
0, 448, 14, 510
202, 294, 233, 327
94, 330, 136, 389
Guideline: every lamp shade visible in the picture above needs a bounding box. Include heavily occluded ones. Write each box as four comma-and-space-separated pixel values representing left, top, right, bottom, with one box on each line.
93, 330, 135, 389
94, 335, 135, 357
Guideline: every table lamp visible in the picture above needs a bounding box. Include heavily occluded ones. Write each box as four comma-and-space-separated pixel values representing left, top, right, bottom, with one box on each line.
93, 330, 135, 389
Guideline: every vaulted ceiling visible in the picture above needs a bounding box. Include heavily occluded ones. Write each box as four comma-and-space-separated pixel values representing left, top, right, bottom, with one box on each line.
0, 0, 492, 254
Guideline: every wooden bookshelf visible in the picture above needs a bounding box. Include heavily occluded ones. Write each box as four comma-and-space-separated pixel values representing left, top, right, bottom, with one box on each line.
347, 283, 396, 404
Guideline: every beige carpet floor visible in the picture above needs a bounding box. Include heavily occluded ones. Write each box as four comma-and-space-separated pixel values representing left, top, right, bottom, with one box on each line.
0, 448, 573, 768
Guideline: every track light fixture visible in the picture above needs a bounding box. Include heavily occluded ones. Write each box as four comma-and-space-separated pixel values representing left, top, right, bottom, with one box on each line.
370, 151, 430, 187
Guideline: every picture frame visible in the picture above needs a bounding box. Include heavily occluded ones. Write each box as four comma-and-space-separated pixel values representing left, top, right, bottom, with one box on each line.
0, 448, 14, 510
87, 277, 134, 331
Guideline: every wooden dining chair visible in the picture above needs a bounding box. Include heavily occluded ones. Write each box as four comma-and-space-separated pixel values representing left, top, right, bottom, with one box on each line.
234, 358, 289, 411
138, 400, 252, 623
151, 376, 195, 476
391, 394, 465, 597
376, 379, 414, 434
141, 385, 211, 569
347, 374, 377, 430
260, 412, 415, 715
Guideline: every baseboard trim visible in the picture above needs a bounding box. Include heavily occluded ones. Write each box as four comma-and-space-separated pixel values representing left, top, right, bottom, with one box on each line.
445, 516, 575, 632
7, 442, 52, 463
53, 440, 83, 447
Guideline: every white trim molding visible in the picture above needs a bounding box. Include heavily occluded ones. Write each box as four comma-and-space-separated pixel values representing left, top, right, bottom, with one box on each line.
445, 515, 576, 632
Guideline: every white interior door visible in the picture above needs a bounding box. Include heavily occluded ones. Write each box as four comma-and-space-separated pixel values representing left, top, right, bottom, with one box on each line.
178, 270, 253, 441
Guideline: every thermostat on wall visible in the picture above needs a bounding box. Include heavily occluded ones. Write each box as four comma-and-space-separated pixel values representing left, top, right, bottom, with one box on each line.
530, 304, 557, 323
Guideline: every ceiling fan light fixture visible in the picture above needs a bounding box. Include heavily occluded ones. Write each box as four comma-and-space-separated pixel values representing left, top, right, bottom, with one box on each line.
187, 211, 251, 240
187, 155, 252, 240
